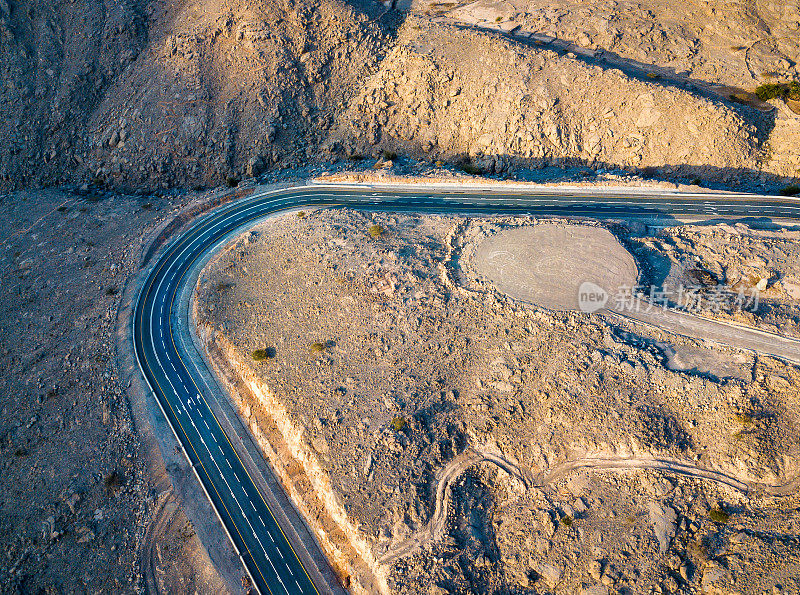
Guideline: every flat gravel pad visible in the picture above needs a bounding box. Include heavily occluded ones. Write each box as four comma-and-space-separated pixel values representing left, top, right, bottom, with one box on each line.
473, 223, 638, 311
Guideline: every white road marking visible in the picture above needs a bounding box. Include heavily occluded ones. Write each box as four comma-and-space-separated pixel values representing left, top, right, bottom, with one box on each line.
199, 434, 288, 589
264, 554, 288, 593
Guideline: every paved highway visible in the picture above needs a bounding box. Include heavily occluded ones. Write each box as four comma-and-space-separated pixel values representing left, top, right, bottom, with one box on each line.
132, 184, 800, 594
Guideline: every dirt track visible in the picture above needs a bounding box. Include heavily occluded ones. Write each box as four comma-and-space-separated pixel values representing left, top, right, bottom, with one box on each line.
379, 446, 800, 564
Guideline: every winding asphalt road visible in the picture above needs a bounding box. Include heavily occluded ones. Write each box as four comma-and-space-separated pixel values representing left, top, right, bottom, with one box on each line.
132, 183, 800, 595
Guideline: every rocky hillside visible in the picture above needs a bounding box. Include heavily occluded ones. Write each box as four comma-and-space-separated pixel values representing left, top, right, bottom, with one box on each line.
0, 0, 387, 191
339, 16, 766, 180
0, 0, 797, 192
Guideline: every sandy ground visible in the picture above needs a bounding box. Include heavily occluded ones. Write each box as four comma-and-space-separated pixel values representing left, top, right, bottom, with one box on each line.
196, 207, 800, 594
0, 188, 230, 593
632, 223, 800, 338
0, 0, 799, 589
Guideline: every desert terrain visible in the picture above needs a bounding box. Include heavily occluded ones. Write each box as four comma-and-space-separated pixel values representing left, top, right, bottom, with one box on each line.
0, 0, 798, 592
194, 208, 800, 593
0, 188, 234, 592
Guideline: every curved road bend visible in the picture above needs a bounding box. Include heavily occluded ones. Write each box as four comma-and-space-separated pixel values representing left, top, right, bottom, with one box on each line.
133, 184, 800, 594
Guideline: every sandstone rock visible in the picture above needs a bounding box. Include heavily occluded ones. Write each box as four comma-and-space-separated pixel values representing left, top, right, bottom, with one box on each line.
537, 562, 562, 587
648, 502, 677, 553
701, 562, 732, 592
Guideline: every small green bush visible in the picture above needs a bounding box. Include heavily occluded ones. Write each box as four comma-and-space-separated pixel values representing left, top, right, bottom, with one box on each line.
560, 515, 574, 527
224, 175, 239, 188
754, 82, 800, 102
251, 349, 270, 361
105, 286, 118, 296
297, 211, 306, 218
310, 342, 327, 354
368, 224, 384, 238
461, 162, 482, 175
709, 508, 730, 524
755, 83, 786, 101
382, 150, 398, 161
391, 416, 406, 432
779, 185, 800, 197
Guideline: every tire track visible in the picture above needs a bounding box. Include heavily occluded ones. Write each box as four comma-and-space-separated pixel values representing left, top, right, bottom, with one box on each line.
379, 448, 800, 564
141, 490, 179, 595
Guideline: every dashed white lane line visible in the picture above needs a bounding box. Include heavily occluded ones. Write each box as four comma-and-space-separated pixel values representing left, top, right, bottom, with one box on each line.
187, 411, 292, 592
264, 553, 288, 593
145, 188, 800, 595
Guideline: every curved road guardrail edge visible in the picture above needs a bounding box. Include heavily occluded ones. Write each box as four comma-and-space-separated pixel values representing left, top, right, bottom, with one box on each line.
131, 182, 800, 595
